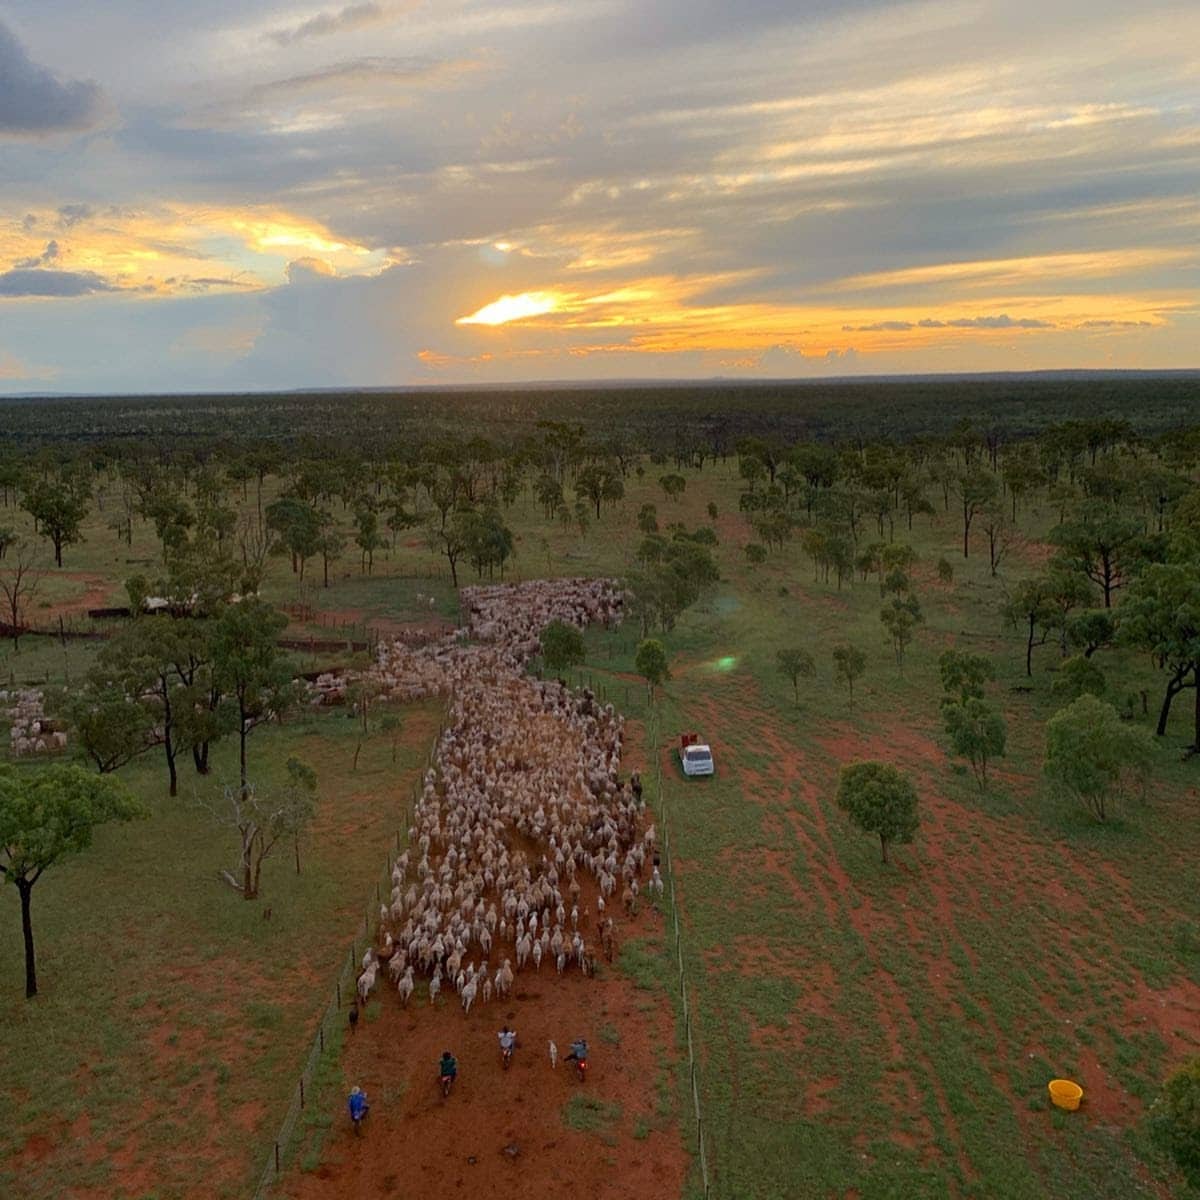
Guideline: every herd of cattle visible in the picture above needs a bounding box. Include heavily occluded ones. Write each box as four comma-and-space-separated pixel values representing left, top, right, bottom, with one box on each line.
352, 578, 662, 1012
4, 689, 66, 758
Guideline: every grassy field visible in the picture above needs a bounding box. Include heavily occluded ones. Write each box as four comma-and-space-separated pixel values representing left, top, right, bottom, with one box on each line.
568, 465, 1198, 1198
3, 450, 1200, 1198
0, 699, 443, 1199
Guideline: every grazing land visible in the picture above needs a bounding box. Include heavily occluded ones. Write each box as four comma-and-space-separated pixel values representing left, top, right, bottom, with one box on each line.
3, 380, 1200, 1199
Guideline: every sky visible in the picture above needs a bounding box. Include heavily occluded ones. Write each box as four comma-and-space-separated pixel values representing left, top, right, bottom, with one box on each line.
0, 0, 1197, 392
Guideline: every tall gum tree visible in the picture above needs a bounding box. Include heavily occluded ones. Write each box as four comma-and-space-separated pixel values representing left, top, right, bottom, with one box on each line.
1119, 562, 1200, 748
0, 765, 142, 997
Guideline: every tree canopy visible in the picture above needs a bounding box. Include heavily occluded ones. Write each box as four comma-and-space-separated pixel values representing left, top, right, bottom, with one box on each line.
1044, 694, 1153, 821
0, 765, 143, 996
836, 761, 919, 864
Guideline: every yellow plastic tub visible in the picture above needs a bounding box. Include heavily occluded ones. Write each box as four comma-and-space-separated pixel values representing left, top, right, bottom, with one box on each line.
1048, 1079, 1083, 1111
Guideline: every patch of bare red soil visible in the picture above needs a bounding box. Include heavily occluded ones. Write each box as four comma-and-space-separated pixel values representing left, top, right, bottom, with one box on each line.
278, 932, 688, 1200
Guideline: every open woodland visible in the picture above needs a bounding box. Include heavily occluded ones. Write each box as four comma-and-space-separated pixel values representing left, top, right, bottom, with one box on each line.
3, 376, 1200, 1199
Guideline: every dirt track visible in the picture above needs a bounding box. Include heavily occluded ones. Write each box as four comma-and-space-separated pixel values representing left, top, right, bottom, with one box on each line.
279, 909, 689, 1200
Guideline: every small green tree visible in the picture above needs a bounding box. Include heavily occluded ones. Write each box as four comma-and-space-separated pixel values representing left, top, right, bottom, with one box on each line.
22, 475, 89, 567
942, 697, 1006, 788
1, 764, 143, 996
936, 556, 954, 584
658, 474, 687, 501
776, 648, 815, 704
744, 543, 767, 565
832, 642, 866, 709
210, 598, 293, 800
1051, 655, 1107, 703
1154, 1058, 1200, 1187
836, 761, 919, 864
0, 539, 43, 651
706, 502, 718, 520
1066, 608, 1116, 658
880, 594, 922, 669
353, 504, 385, 575
285, 757, 318, 875
1044, 694, 1153, 822
541, 619, 586, 675
952, 467, 999, 558
635, 638, 671, 700
938, 649, 994, 703
637, 503, 658, 534
1118, 562, 1200, 747
380, 713, 402, 764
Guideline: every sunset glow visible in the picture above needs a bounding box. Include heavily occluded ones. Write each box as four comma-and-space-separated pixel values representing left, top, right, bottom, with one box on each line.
456, 292, 564, 326
0, 2, 1196, 389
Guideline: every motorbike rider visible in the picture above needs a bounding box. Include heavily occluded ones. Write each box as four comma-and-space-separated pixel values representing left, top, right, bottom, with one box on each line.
498, 1025, 517, 1058
439, 1049, 458, 1083
347, 1086, 369, 1125
564, 1036, 588, 1064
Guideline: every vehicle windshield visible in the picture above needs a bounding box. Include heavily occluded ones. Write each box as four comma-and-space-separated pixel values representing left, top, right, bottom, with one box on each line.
686, 748, 711, 760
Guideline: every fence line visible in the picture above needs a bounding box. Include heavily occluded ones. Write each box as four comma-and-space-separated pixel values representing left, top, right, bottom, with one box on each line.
651, 713, 712, 1198
250, 722, 444, 1200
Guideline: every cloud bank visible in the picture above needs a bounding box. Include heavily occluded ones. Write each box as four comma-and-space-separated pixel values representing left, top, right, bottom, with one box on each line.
0, 20, 102, 135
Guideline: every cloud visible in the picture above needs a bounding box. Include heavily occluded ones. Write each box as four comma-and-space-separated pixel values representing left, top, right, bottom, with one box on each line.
58, 203, 94, 228
943, 315, 1056, 329
286, 257, 337, 283
161, 275, 261, 293
251, 56, 478, 100
266, 2, 390, 46
0, 20, 103, 135
14, 240, 60, 269
844, 314, 1056, 331
0, 268, 117, 297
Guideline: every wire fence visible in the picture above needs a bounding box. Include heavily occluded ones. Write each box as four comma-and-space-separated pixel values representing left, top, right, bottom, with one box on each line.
650, 712, 712, 1199
250, 725, 443, 1200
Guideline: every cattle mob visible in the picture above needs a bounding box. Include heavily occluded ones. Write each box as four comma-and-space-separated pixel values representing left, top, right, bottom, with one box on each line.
348, 579, 660, 1013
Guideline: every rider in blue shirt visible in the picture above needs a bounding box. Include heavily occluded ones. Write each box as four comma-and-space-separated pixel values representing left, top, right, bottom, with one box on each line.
348, 1086, 369, 1122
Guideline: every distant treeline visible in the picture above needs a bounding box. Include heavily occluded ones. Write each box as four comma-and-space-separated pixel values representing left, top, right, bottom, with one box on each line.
2, 373, 1199, 452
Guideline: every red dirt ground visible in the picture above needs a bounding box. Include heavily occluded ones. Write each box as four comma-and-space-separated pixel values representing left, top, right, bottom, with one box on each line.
276, 725, 690, 1200
669, 661, 1198, 1191
36, 570, 117, 619
278, 924, 689, 1200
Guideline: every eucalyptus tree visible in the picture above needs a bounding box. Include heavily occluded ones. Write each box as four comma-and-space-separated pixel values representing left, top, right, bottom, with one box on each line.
1, 765, 142, 996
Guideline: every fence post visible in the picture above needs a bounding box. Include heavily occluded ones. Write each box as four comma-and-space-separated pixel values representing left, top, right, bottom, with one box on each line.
299, 1078, 305, 1109
274, 1143, 280, 1173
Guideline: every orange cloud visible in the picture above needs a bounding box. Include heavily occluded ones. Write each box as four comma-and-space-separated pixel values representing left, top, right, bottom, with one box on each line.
1, 203, 381, 298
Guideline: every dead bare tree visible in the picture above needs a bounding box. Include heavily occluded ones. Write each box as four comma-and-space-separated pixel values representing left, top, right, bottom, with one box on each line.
203, 764, 316, 900
0, 540, 45, 650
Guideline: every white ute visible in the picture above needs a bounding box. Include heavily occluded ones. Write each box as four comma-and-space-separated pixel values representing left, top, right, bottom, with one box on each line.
680, 739, 715, 777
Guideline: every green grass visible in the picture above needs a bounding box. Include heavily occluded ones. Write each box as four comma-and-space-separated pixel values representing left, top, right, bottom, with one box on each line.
567, 463, 1198, 1199
0, 697, 443, 1200
562, 1093, 623, 1136
5, 452, 1200, 1198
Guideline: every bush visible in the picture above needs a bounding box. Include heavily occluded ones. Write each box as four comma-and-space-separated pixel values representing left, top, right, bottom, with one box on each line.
937, 556, 954, 584
1153, 1058, 1200, 1185
744, 543, 767, 564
